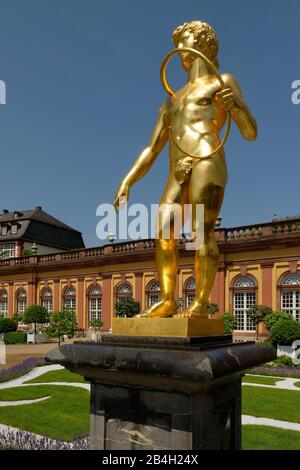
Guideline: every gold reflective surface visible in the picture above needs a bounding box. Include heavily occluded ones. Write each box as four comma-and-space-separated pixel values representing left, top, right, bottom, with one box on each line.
114, 20, 257, 321
112, 317, 225, 337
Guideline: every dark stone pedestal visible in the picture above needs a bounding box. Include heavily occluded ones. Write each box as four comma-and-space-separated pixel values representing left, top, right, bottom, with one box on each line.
46, 335, 275, 450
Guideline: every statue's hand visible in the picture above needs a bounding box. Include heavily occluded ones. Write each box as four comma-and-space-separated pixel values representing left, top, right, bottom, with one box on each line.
113, 184, 130, 213
216, 87, 236, 112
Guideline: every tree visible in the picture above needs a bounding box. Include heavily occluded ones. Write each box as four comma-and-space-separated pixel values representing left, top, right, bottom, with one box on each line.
219, 312, 237, 335
247, 304, 273, 340
115, 297, 140, 318
44, 310, 78, 346
23, 305, 50, 333
0, 317, 17, 333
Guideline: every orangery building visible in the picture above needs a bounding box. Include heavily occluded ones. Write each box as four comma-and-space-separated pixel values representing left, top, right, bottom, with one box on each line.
0, 207, 299, 339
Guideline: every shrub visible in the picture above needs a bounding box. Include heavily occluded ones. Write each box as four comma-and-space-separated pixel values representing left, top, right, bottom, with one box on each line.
23, 305, 50, 333
0, 317, 17, 333
219, 312, 237, 335
90, 319, 103, 330
207, 303, 219, 315
4, 331, 27, 344
273, 355, 294, 367
0, 357, 46, 383
264, 311, 292, 331
115, 297, 140, 318
270, 318, 300, 346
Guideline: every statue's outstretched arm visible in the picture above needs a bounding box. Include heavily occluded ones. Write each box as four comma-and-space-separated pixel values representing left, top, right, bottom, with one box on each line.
217, 73, 257, 141
113, 102, 168, 212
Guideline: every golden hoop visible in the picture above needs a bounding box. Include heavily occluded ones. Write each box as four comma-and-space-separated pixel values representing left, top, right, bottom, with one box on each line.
160, 47, 231, 159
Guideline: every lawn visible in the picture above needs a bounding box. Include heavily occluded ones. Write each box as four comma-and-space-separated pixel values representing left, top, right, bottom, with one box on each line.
0, 385, 89, 441
25, 369, 87, 384
243, 385, 300, 423
243, 425, 300, 450
242, 375, 280, 386
295, 382, 300, 388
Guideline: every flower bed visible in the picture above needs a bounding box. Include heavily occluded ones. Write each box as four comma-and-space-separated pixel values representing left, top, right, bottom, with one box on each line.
0, 357, 46, 383
0, 429, 89, 450
247, 364, 300, 378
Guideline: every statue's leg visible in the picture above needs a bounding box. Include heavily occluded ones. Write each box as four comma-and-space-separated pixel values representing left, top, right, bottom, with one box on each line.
137, 175, 187, 318
174, 155, 227, 318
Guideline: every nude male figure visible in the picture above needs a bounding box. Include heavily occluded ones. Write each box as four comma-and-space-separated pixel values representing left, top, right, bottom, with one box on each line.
114, 20, 257, 318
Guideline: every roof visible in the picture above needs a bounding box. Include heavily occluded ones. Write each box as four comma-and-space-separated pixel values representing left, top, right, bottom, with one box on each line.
0, 207, 85, 250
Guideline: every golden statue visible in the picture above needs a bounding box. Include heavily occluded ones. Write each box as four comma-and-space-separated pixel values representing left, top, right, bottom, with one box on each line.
114, 20, 257, 320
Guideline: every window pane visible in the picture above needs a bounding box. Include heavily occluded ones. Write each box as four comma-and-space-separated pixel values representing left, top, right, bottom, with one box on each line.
234, 291, 256, 331
149, 294, 160, 306
89, 297, 102, 323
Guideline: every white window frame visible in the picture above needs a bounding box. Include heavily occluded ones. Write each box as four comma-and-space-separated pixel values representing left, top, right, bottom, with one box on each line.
281, 290, 300, 322
89, 297, 102, 323
0, 243, 15, 258
233, 291, 256, 332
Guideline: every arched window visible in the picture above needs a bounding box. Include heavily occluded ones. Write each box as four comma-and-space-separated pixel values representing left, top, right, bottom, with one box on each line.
63, 286, 76, 311
40, 287, 53, 313
116, 282, 132, 302
281, 273, 300, 321
0, 289, 8, 317
184, 277, 196, 308
232, 275, 256, 331
88, 284, 102, 324
16, 288, 27, 315
147, 281, 161, 307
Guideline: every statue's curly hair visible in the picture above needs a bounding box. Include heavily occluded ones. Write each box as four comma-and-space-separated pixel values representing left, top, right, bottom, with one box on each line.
172, 20, 219, 68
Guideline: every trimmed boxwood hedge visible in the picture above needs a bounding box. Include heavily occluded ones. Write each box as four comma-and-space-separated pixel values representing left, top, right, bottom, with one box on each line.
3, 331, 27, 344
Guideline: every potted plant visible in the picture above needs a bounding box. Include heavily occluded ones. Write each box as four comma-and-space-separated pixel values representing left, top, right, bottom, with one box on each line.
27, 329, 35, 344
270, 318, 300, 358
90, 319, 104, 342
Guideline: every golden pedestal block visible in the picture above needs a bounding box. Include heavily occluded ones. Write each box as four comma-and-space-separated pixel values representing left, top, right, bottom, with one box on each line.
112, 317, 224, 337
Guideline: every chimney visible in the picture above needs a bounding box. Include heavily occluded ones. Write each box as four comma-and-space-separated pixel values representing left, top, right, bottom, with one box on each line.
35, 206, 42, 210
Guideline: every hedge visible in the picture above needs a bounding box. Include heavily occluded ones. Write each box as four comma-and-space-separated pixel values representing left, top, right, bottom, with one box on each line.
3, 331, 27, 344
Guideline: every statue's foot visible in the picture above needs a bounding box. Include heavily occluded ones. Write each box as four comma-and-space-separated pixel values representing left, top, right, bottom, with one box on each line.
173, 299, 208, 319
137, 300, 176, 318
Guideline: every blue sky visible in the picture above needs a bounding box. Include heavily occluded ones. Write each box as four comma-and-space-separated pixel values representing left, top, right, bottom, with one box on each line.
0, 0, 299, 246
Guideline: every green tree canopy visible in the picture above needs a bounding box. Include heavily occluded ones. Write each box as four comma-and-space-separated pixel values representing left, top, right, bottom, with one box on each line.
115, 297, 140, 318
44, 310, 78, 345
23, 305, 50, 333
247, 305, 273, 339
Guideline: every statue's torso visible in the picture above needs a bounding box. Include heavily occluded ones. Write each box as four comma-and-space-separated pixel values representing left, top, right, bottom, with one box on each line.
166, 75, 227, 163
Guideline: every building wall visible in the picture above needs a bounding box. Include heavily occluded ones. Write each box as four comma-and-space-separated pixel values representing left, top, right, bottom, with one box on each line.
0, 218, 299, 338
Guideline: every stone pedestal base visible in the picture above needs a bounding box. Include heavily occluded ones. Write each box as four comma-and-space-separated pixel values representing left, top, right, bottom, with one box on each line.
46, 334, 275, 450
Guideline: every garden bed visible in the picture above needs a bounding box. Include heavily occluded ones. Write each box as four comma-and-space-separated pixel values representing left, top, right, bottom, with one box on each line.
247, 364, 300, 378
0, 357, 46, 383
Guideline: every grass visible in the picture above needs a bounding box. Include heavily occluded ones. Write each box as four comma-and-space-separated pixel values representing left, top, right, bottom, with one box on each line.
25, 369, 87, 384
0, 385, 89, 441
243, 385, 300, 423
243, 425, 300, 450
295, 381, 300, 388
243, 375, 280, 385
